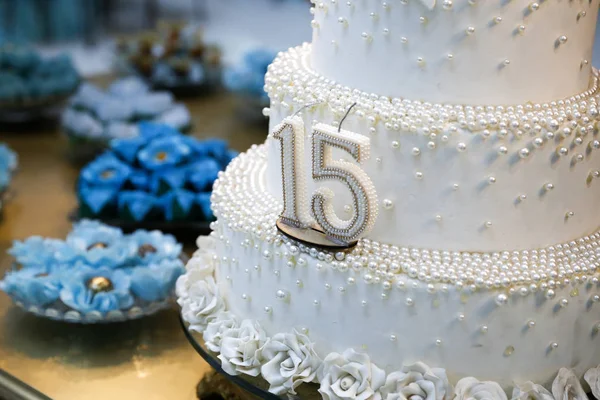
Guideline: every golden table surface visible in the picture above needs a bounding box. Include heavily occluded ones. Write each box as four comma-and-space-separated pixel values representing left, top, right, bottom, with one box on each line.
0, 87, 267, 400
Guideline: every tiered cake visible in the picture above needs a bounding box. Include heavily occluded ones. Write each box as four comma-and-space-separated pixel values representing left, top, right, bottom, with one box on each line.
178, 1, 600, 398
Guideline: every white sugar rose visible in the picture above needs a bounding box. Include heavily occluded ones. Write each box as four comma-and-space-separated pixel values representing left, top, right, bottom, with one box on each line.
203, 311, 239, 353
380, 362, 452, 400
512, 381, 553, 400
553, 368, 588, 400
584, 366, 600, 400
454, 377, 507, 400
318, 348, 386, 400
219, 319, 267, 377
260, 331, 321, 395
194, 235, 217, 256
177, 276, 225, 331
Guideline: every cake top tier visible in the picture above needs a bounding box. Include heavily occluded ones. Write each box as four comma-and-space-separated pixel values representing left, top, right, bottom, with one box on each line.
310, 0, 599, 105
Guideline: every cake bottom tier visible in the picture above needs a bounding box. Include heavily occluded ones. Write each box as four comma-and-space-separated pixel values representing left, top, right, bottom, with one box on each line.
184, 145, 600, 394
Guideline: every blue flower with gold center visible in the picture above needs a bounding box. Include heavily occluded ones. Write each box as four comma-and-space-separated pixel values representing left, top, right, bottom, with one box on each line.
0, 266, 62, 307
80, 153, 132, 188
66, 220, 137, 267
137, 135, 192, 170
59, 267, 134, 314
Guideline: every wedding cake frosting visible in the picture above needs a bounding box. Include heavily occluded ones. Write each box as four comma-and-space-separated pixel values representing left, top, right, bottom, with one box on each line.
179, 0, 600, 398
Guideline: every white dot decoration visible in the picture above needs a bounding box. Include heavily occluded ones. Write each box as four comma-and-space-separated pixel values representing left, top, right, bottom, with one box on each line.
276, 290, 288, 300
466, 27, 475, 35
382, 199, 394, 210
496, 294, 508, 306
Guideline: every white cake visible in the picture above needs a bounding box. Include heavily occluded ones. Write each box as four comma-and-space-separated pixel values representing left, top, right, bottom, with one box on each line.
178, 1, 600, 398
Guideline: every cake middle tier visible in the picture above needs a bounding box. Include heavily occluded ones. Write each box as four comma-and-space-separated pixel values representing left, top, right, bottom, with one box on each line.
265, 45, 600, 252
310, 0, 599, 104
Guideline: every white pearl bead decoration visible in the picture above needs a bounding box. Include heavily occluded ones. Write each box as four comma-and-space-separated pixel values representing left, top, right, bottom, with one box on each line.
212, 145, 600, 298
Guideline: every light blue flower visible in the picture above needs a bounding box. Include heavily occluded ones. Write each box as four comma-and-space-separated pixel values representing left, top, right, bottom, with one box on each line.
108, 77, 149, 98
133, 92, 174, 117
95, 98, 135, 123
0, 266, 61, 307
0, 143, 16, 191
80, 153, 132, 189
9, 236, 75, 269
59, 267, 134, 314
66, 220, 136, 267
224, 48, 275, 99
130, 259, 185, 302
70, 82, 107, 110
137, 136, 192, 170
129, 230, 182, 264
0, 143, 17, 171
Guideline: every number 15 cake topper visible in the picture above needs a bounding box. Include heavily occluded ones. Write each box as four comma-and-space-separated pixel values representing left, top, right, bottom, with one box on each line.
272, 103, 378, 248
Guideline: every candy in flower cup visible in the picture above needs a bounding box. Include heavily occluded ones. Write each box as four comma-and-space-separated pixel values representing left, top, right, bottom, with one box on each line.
0, 221, 186, 324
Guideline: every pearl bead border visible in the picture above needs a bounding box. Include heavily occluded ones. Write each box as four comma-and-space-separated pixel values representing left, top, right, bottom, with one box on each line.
211, 144, 600, 298
265, 44, 600, 136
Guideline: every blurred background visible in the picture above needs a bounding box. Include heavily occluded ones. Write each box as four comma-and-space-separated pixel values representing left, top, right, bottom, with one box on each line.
0, 2, 598, 400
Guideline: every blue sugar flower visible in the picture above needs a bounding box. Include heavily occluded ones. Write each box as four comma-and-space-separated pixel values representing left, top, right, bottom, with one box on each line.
9, 236, 75, 269
117, 191, 157, 222
78, 184, 118, 216
137, 136, 192, 170
61, 108, 104, 138
108, 77, 149, 98
127, 169, 150, 191
188, 62, 205, 84
196, 192, 214, 220
160, 190, 195, 221
130, 260, 185, 302
244, 49, 276, 74
150, 167, 187, 194
152, 104, 191, 131
105, 122, 138, 140
80, 153, 132, 189
187, 159, 220, 192
138, 122, 179, 140
70, 83, 107, 110
66, 220, 136, 267
0, 143, 18, 171
95, 98, 135, 123
0, 169, 9, 190
191, 138, 228, 159
59, 267, 134, 314
129, 230, 182, 264
111, 137, 147, 164
0, 267, 61, 307
133, 92, 174, 117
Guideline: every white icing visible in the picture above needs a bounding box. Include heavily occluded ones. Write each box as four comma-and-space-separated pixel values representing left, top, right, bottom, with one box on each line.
310, 0, 599, 104
206, 146, 600, 389
265, 45, 600, 251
